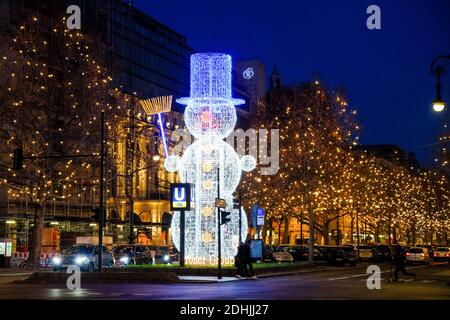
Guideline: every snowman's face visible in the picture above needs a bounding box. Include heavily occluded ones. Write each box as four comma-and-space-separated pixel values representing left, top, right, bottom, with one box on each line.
184, 103, 237, 139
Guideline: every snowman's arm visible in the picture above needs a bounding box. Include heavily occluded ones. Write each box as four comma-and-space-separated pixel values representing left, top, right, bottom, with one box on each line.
240, 155, 257, 172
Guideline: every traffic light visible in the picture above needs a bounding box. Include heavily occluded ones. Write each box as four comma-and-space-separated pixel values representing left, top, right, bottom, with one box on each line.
92, 207, 106, 227
162, 212, 173, 232
13, 148, 23, 170
220, 210, 231, 225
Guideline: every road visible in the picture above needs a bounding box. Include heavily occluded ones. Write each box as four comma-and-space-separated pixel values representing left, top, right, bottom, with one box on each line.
0, 262, 449, 300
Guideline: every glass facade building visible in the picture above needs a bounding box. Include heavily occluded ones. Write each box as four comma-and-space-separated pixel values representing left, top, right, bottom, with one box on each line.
106, 1, 191, 107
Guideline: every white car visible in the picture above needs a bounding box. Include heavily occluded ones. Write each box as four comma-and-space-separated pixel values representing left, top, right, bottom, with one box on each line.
406, 247, 430, 264
357, 245, 373, 261
433, 247, 450, 261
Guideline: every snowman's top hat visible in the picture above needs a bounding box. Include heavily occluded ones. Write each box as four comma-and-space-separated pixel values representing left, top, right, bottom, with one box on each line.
176, 53, 245, 106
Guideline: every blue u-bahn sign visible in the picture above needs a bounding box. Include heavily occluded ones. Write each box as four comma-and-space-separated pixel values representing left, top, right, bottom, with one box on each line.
170, 183, 194, 211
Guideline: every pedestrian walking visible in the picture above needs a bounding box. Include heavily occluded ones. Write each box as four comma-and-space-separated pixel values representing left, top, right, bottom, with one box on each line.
243, 240, 257, 279
235, 242, 245, 279
393, 244, 415, 282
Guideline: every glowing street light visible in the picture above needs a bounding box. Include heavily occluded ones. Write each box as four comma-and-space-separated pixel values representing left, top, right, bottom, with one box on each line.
430, 55, 449, 112
432, 86, 446, 112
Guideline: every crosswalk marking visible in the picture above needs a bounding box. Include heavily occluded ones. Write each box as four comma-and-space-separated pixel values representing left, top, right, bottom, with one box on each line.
359, 278, 438, 283
327, 263, 442, 281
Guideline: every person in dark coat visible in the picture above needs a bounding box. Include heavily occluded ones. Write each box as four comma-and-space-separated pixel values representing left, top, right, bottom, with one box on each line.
393, 244, 415, 281
243, 240, 257, 279
235, 242, 245, 278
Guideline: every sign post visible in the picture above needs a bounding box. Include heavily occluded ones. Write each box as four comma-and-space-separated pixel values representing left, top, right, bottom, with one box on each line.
170, 183, 193, 267
252, 205, 265, 240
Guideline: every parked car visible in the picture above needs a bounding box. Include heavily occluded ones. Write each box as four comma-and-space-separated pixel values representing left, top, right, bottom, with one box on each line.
262, 245, 275, 262
51, 244, 115, 272
148, 246, 179, 264
356, 245, 373, 261
112, 245, 153, 266
341, 246, 358, 266
406, 247, 430, 264
425, 245, 435, 260
318, 246, 356, 266
286, 245, 324, 262
372, 245, 392, 262
433, 247, 450, 261
416, 244, 434, 260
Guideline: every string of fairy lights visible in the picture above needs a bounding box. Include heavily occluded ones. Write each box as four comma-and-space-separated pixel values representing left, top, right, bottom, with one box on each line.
242, 81, 450, 243
167, 53, 252, 264
0, 16, 129, 214
1, 15, 448, 248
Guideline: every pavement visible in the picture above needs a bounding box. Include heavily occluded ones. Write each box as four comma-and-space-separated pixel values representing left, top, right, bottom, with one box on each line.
0, 270, 33, 284
0, 262, 448, 299
178, 276, 240, 283
7, 261, 327, 284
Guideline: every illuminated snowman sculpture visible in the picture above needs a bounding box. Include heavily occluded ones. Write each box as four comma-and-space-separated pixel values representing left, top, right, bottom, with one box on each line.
164, 53, 256, 265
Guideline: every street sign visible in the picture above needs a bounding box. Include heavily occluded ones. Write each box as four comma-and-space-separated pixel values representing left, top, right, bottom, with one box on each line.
215, 198, 227, 208
256, 207, 265, 226
252, 204, 265, 226
170, 183, 192, 211
250, 239, 263, 261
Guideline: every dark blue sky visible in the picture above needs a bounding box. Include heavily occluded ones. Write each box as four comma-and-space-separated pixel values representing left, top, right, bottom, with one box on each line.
134, 0, 450, 164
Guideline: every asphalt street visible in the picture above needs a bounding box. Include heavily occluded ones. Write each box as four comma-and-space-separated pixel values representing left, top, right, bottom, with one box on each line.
0, 262, 449, 300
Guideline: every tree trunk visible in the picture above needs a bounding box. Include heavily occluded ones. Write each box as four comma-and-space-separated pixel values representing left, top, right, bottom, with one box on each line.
350, 214, 354, 244
375, 223, 380, 243
262, 215, 267, 244
307, 201, 315, 263
323, 220, 330, 245
300, 216, 304, 244
336, 211, 340, 245
27, 203, 44, 270
282, 216, 290, 244
268, 218, 273, 244
277, 219, 281, 245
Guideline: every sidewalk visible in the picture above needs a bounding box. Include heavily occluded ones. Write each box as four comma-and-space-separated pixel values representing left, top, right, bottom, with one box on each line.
0, 268, 33, 276
177, 265, 329, 283
178, 276, 240, 283
0, 268, 33, 284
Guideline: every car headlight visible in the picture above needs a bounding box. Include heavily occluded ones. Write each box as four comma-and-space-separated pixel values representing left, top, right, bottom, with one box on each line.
119, 256, 130, 264
75, 256, 89, 265
52, 257, 62, 265
163, 255, 170, 262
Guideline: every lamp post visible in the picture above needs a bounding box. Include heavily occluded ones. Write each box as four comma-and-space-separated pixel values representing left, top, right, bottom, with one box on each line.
430, 55, 450, 112
98, 111, 106, 272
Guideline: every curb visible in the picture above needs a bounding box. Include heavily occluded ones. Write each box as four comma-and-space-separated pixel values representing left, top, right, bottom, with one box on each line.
17, 271, 179, 284
176, 267, 330, 283
0, 273, 32, 277
17, 266, 329, 284
256, 266, 329, 279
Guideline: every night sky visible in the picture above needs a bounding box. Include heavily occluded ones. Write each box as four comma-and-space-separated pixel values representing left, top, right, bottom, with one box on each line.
134, 0, 450, 165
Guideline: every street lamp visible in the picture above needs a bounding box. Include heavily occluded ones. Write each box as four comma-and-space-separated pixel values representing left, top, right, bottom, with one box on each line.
432, 76, 445, 112
430, 55, 450, 112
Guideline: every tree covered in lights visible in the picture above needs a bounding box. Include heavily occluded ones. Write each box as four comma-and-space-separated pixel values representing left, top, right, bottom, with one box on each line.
416, 170, 450, 244
242, 81, 359, 252
0, 16, 125, 269
435, 115, 449, 175
243, 80, 450, 248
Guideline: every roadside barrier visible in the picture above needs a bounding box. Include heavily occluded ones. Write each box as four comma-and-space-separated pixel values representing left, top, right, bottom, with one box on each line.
10, 252, 56, 267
